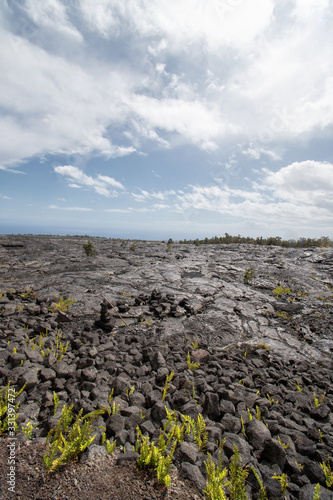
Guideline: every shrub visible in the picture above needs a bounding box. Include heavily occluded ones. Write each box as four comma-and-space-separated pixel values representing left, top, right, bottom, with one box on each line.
83, 240, 97, 256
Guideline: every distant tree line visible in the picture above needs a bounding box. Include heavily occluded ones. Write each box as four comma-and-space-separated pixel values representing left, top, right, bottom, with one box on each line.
178, 233, 332, 248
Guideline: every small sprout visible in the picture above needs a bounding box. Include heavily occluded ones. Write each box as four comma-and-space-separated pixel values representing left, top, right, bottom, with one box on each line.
320, 456, 333, 488
295, 380, 302, 392
106, 439, 116, 454
271, 474, 288, 497
191, 336, 200, 350
244, 266, 255, 285
313, 484, 321, 500
126, 385, 135, 396
108, 389, 114, 403
277, 436, 290, 450
53, 392, 59, 416
241, 416, 247, 439
21, 421, 35, 440
162, 371, 174, 402
256, 343, 270, 351
186, 352, 200, 372
50, 296, 77, 313
314, 391, 326, 408
272, 285, 292, 299
276, 311, 290, 320
318, 428, 324, 444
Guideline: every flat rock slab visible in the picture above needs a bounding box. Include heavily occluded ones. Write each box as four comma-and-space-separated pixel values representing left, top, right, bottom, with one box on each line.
1, 235, 333, 363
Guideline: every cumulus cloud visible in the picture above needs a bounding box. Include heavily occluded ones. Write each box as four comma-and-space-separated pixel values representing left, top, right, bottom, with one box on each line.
263, 161, 333, 208
54, 165, 125, 196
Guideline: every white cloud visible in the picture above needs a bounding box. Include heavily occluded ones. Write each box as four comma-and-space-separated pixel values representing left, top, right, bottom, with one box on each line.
131, 188, 176, 203
54, 165, 125, 196
153, 203, 169, 210
1, 0, 333, 171
0, 25, 136, 166
104, 208, 131, 213
242, 144, 281, 161
263, 161, 333, 208
167, 162, 333, 231
80, 0, 274, 50
129, 95, 234, 151
48, 205, 94, 211
23, 0, 83, 42
0, 164, 26, 174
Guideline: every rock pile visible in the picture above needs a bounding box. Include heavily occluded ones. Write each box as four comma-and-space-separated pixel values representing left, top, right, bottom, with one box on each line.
0, 289, 333, 499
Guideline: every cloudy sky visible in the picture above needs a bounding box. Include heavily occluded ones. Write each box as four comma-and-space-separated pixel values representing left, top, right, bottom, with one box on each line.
1, 0, 333, 240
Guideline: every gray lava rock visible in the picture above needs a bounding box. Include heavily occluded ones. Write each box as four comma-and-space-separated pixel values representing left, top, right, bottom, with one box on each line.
246, 418, 272, 450
180, 462, 206, 491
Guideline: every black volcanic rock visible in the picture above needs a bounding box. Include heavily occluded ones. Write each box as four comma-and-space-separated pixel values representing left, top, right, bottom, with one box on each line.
0, 235, 333, 497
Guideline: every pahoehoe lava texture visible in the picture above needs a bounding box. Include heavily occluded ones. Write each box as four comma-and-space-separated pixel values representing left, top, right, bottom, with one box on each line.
0, 235, 332, 499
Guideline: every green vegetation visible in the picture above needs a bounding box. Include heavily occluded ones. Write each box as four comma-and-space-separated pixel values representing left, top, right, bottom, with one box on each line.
204, 442, 264, 500
320, 457, 333, 487
179, 233, 332, 248
272, 285, 292, 300
313, 483, 321, 500
191, 336, 200, 350
21, 421, 35, 439
313, 391, 326, 408
49, 296, 77, 313
244, 266, 255, 285
277, 436, 289, 450
186, 351, 200, 372
43, 404, 108, 472
295, 380, 303, 392
25, 330, 68, 361
204, 452, 229, 500
135, 426, 177, 487
276, 311, 290, 320
256, 343, 270, 351
162, 371, 174, 401
271, 473, 289, 497
83, 240, 97, 256
0, 382, 26, 436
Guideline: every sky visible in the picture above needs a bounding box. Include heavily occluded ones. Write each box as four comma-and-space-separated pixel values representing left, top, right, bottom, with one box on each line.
1, 0, 333, 241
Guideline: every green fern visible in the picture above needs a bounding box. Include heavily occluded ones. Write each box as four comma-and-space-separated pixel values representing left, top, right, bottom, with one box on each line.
204, 453, 229, 500
313, 483, 321, 500
186, 351, 200, 372
162, 371, 174, 402
250, 466, 268, 500
272, 473, 288, 497
228, 444, 248, 499
43, 405, 108, 472
320, 456, 333, 487
181, 413, 208, 451
0, 382, 26, 436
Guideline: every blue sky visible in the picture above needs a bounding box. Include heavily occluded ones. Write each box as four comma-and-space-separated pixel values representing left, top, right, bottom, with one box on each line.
1, 0, 333, 240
